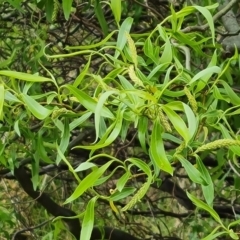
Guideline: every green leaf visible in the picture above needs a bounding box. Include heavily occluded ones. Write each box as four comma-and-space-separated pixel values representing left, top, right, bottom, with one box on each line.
189, 66, 220, 93
150, 119, 173, 175
45, 0, 54, 22
162, 105, 191, 143
94, 0, 108, 36
138, 116, 148, 153
201, 229, 227, 240
62, 0, 73, 20
0, 83, 4, 120
21, 94, 52, 120
4, 0, 22, 11
0, 206, 13, 221
14, 120, 21, 137
66, 85, 114, 119
4, 90, 21, 102
114, 17, 133, 59
110, 187, 136, 201
36, 132, 52, 164
94, 90, 118, 142
75, 162, 97, 172
219, 80, 240, 105
228, 229, 239, 240
165, 101, 198, 140
0, 71, 55, 83
125, 90, 157, 103
118, 75, 138, 105
73, 55, 92, 87
193, 5, 217, 45
80, 196, 98, 240
117, 172, 131, 192
177, 155, 206, 185
56, 118, 70, 164
147, 63, 169, 81
0, 49, 17, 68
57, 146, 81, 182
69, 111, 92, 131
66, 161, 113, 203
143, 38, 157, 64
159, 37, 172, 64
196, 156, 214, 206
127, 158, 152, 177
74, 108, 124, 150
228, 218, 240, 229
110, 0, 121, 24
187, 192, 224, 226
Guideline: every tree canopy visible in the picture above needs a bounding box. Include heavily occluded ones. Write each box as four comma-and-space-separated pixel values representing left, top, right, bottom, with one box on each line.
1, 0, 240, 239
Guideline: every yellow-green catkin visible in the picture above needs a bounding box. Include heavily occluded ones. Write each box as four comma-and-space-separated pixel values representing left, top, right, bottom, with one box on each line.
159, 109, 172, 133
195, 139, 240, 153
175, 141, 186, 154
52, 0, 59, 22
126, 33, 138, 68
52, 108, 70, 119
184, 87, 197, 114
128, 65, 144, 87
121, 182, 149, 211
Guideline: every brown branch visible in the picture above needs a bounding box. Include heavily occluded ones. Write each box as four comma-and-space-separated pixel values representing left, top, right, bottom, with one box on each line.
14, 165, 81, 239
13, 165, 141, 240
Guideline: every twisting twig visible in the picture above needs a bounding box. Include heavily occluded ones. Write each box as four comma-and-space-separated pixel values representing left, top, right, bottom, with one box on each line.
11, 219, 53, 240
181, 0, 239, 33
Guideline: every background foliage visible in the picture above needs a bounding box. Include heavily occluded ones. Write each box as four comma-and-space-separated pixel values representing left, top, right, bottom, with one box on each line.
1, 0, 240, 239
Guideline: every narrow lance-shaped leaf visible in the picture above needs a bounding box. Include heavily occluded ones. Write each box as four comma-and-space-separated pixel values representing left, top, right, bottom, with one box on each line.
65, 85, 114, 119
36, 132, 52, 164
62, 0, 73, 20
114, 17, 133, 59
193, 5, 217, 45
0, 49, 17, 68
196, 156, 214, 206
162, 105, 191, 143
150, 119, 173, 175
219, 80, 240, 105
110, 0, 121, 25
187, 192, 224, 226
165, 101, 198, 140
127, 158, 152, 177
110, 187, 136, 201
56, 118, 70, 164
94, 90, 118, 142
138, 116, 148, 153
74, 108, 124, 150
65, 161, 113, 203
94, 0, 108, 36
80, 196, 98, 240
0, 70, 54, 83
116, 172, 131, 192
201, 228, 227, 240
4, 90, 21, 103
0, 83, 4, 120
189, 66, 221, 93
159, 36, 172, 64
176, 155, 206, 185
73, 55, 92, 87
75, 162, 96, 172
56, 146, 81, 183
21, 94, 52, 120
69, 111, 92, 131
